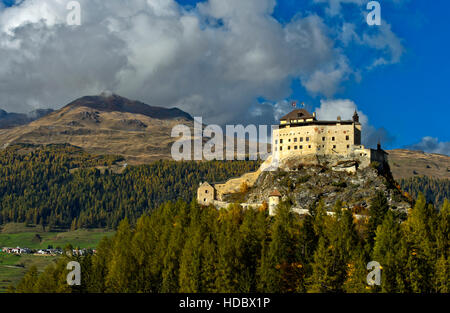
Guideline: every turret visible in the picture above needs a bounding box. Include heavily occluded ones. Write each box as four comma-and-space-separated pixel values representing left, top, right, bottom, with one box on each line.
352, 110, 359, 123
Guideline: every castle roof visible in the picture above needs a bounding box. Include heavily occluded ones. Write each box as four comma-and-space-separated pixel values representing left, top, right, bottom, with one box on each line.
280, 109, 316, 121
269, 190, 282, 197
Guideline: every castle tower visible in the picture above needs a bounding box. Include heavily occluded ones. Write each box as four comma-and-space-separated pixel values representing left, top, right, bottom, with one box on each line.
353, 110, 359, 123
268, 189, 282, 216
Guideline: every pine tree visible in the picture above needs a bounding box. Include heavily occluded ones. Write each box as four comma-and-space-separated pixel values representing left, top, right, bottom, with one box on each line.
368, 191, 389, 246
105, 218, 136, 292
434, 255, 449, 293
372, 210, 402, 292
15, 266, 38, 293
178, 227, 202, 292
402, 193, 436, 292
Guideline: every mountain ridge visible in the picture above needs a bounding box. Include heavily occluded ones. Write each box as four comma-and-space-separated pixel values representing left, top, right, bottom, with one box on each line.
0, 109, 54, 129
64, 94, 193, 121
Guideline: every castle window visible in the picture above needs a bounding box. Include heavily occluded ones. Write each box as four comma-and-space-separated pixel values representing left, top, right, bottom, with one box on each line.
280, 147, 283, 151
294, 146, 297, 150
275, 140, 278, 144
347, 145, 350, 148
306, 137, 310, 142
280, 139, 283, 144
288, 146, 291, 150
294, 138, 297, 142
346, 135, 349, 140
300, 137, 303, 142
332, 137, 335, 141
308, 145, 311, 149
300, 145, 303, 149
322, 137, 325, 141
205, 190, 208, 194
333, 145, 336, 149
204, 198, 206, 202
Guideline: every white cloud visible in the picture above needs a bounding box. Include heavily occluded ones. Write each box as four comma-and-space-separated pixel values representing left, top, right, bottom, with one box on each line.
405, 137, 450, 156
362, 21, 404, 66
313, 0, 365, 17
0, 0, 405, 125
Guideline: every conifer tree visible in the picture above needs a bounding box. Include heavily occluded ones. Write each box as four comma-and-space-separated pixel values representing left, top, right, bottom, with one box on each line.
15, 266, 38, 293
402, 193, 436, 292
372, 210, 402, 292
368, 191, 389, 246
106, 218, 136, 292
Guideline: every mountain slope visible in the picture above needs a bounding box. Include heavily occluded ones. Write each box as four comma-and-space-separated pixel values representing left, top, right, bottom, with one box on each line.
387, 149, 450, 180
65, 94, 193, 120
0, 94, 194, 163
0, 109, 54, 129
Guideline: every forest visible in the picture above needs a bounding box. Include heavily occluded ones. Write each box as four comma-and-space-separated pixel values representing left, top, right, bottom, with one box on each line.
0, 144, 259, 229
400, 176, 449, 209
1, 144, 449, 293
11, 193, 449, 293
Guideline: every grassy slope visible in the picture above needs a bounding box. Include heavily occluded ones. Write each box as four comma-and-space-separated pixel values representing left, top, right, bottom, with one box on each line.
0, 253, 59, 292
0, 229, 115, 250
0, 224, 115, 292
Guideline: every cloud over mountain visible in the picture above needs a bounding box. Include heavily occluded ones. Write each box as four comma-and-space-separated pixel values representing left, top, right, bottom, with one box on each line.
405, 137, 450, 156
0, 0, 404, 125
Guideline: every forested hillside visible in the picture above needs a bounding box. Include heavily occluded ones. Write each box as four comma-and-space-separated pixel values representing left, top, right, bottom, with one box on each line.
400, 176, 449, 209
0, 144, 259, 229
12, 193, 449, 293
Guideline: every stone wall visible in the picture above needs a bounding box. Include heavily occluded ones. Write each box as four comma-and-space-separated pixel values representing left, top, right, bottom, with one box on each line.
273, 121, 361, 159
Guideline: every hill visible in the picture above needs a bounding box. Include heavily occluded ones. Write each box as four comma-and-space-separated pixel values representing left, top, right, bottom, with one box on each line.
387, 149, 450, 180
0, 94, 194, 163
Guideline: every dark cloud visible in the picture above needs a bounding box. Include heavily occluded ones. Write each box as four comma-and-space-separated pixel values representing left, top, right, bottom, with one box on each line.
405, 137, 450, 156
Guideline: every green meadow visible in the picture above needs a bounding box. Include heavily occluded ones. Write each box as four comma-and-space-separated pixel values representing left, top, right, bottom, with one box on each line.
0, 223, 115, 292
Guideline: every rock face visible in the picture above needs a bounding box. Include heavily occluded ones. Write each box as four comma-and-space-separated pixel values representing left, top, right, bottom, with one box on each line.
225, 161, 411, 214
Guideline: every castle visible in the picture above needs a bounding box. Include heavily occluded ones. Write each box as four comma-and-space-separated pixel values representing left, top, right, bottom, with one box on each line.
197, 108, 388, 213
272, 108, 387, 168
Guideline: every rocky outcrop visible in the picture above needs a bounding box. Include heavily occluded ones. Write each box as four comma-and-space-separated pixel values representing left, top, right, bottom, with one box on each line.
240, 163, 410, 214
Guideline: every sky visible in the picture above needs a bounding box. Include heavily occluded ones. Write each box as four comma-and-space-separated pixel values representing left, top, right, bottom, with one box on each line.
0, 0, 449, 154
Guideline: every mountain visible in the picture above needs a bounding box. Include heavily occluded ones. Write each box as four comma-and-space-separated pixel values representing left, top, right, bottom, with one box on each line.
65, 94, 193, 120
0, 109, 54, 129
0, 94, 194, 163
387, 149, 450, 180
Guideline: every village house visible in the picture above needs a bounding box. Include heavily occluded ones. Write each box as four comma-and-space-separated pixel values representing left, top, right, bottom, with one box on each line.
2, 247, 32, 254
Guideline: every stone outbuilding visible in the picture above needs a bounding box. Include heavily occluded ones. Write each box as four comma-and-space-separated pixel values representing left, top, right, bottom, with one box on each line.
197, 182, 216, 206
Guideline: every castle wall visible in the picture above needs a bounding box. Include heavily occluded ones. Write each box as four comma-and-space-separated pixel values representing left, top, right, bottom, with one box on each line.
273, 122, 359, 159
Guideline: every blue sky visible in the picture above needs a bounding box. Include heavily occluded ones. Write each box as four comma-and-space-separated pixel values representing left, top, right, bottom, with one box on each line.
0, 0, 449, 153
177, 0, 450, 151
